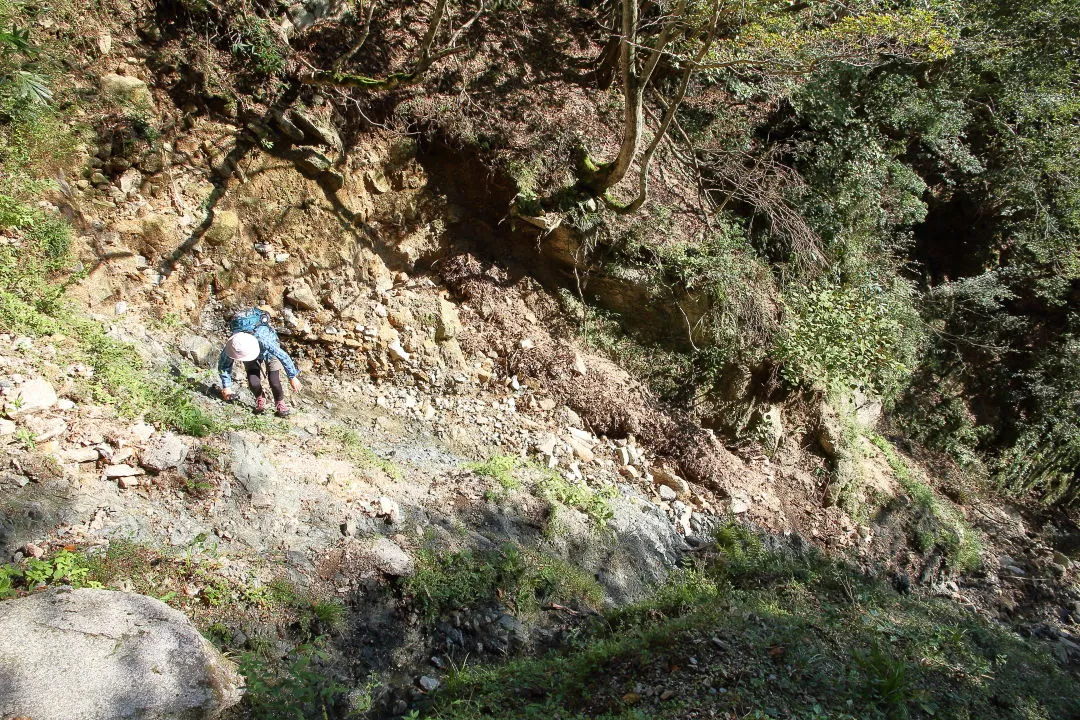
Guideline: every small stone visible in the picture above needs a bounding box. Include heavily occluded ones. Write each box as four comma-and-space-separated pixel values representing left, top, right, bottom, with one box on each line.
367, 537, 414, 576
658, 485, 677, 501
56, 399, 75, 411
286, 283, 321, 311
376, 496, 401, 523
566, 437, 594, 463
117, 476, 139, 489
130, 422, 155, 443
204, 210, 239, 246
660, 689, 675, 701
418, 676, 440, 692
387, 342, 410, 362
60, 447, 100, 463
22, 542, 44, 559
435, 300, 461, 342
730, 499, 750, 514
104, 464, 143, 478
270, 109, 305, 142
653, 466, 691, 497
292, 147, 333, 176
140, 433, 189, 473
519, 338, 534, 350
114, 301, 129, 315
571, 354, 587, 375
534, 433, 559, 456
100, 73, 155, 110
0, 418, 17, 435
250, 493, 274, 509
289, 110, 343, 153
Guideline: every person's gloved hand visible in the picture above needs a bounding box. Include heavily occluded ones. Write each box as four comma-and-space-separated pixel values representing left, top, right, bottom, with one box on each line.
221, 386, 235, 402
289, 377, 302, 393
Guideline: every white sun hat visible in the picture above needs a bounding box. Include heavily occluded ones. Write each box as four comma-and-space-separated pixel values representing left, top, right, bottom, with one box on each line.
225, 332, 260, 362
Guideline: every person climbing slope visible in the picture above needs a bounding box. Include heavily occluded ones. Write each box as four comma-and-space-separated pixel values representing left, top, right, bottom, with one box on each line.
218, 307, 302, 417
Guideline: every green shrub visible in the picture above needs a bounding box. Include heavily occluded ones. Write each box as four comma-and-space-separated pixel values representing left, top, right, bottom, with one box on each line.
868, 434, 981, 571
468, 455, 520, 489
404, 543, 602, 621
229, 15, 287, 74
424, 526, 1075, 720
534, 466, 616, 527
776, 278, 923, 398
0, 549, 98, 598
240, 639, 345, 720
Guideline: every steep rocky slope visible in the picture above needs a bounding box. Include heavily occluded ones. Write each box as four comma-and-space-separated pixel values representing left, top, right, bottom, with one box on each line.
1, 1, 1079, 717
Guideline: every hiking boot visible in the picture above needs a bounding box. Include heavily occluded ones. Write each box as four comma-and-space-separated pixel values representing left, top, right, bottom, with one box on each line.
253, 396, 267, 414
275, 400, 291, 418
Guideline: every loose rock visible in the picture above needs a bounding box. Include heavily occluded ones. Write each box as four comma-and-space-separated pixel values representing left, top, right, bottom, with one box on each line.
7, 378, 57, 417
0, 588, 243, 719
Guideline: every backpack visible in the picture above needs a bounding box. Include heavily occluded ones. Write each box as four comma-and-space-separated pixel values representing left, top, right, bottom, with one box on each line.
229, 308, 271, 335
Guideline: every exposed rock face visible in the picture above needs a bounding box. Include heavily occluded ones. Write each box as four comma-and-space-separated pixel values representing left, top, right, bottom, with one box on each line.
0, 588, 243, 719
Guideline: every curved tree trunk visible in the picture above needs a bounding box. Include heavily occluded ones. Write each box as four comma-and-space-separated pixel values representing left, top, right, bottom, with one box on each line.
585, 0, 686, 194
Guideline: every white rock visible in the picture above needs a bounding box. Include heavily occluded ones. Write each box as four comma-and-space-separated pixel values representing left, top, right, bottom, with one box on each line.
60, 447, 101, 463
0, 418, 16, 436
730, 499, 750, 514
658, 484, 677, 501
376, 496, 401, 523
7, 379, 57, 417
571, 354, 587, 375
104, 464, 143, 478
129, 422, 155, 442
114, 301, 129, 315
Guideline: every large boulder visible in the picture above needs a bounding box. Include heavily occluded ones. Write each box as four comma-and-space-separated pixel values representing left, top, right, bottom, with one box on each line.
285, 282, 321, 311
0, 587, 243, 719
